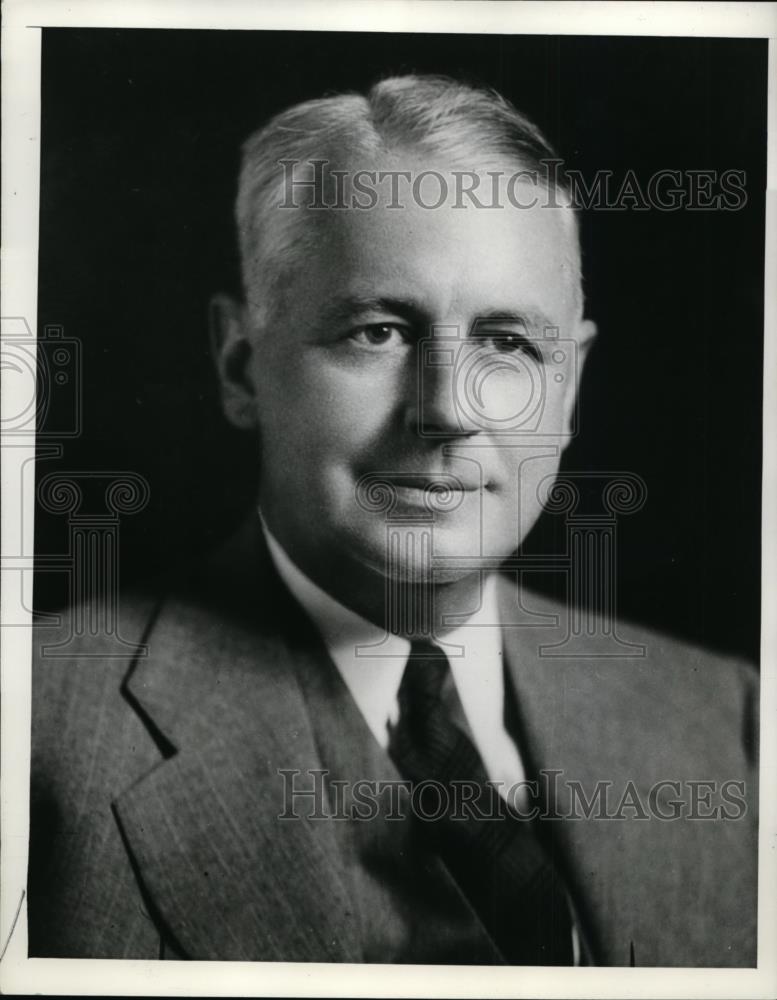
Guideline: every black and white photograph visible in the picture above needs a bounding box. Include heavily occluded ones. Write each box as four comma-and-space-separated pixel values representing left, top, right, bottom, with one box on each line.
1, 1, 775, 996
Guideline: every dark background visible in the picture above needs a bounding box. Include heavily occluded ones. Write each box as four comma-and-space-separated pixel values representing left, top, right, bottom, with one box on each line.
35, 29, 766, 662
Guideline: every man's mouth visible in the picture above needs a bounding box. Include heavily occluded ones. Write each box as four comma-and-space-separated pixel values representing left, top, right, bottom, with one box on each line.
355, 469, 498, 515
389, 474, 479, 492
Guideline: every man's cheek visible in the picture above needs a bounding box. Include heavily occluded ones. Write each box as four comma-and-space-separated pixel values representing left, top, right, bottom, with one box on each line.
534, 389, 569, 434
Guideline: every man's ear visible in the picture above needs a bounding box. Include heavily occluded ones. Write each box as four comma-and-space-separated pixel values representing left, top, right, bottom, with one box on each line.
209, 294, 259, 431
562, 317, 597, 441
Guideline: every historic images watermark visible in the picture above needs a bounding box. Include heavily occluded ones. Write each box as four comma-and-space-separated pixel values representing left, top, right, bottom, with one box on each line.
278, 768, 748, 823
278, 159, 748, 212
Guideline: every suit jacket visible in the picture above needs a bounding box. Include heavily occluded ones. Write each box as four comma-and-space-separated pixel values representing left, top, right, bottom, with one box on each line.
28, 516, 759, 966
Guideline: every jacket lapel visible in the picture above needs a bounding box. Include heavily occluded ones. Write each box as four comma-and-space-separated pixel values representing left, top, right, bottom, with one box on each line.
112, 519, 362, 961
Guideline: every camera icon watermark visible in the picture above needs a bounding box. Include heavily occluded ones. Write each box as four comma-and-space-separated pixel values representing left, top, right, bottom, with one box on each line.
1, 317, 82, 438
416, 320, 578, 437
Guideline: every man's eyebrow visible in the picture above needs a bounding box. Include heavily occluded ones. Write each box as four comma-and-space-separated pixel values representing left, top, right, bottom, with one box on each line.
471, 309, 557, 334
321, 296, 428, 327
319, 298, 558, 338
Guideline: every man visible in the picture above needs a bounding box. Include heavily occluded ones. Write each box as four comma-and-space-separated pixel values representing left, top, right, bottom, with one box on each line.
29, 75, 758, 966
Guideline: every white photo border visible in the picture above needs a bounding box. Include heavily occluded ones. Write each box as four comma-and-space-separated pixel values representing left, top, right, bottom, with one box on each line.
2, 1, 775, 997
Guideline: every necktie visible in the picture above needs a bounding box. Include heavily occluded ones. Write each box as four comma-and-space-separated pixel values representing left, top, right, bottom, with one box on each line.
388, 639, 575, 966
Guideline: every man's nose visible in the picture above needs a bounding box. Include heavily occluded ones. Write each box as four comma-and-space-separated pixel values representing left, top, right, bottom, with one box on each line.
409, 339, 483, 439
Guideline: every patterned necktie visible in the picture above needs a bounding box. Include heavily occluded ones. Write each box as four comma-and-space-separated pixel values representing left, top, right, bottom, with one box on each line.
388, 639, 575, 966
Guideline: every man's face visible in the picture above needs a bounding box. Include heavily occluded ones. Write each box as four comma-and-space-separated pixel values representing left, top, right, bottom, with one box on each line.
217, 156, 593, 587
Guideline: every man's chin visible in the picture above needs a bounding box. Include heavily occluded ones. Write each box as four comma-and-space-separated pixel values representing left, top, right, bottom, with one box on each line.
343, 516, 517, 584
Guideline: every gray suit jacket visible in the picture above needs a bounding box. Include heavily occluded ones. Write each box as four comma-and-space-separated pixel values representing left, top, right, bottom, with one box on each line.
28, 517, 758, 965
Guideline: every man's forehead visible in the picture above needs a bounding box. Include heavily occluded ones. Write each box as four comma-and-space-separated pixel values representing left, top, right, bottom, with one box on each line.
260, 148, 582, 326
280, 211, 578, 333
307, 178, 575, 285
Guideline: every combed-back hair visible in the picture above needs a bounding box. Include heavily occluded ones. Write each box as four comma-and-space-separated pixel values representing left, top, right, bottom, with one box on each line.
236, 74, 581, 323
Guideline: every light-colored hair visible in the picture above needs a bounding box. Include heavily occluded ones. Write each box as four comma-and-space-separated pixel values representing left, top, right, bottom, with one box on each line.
235, 74, 582, 324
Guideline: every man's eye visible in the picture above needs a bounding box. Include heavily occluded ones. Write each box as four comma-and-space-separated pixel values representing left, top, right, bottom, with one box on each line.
350, 324, 410, 348
485, 331, 543, 362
